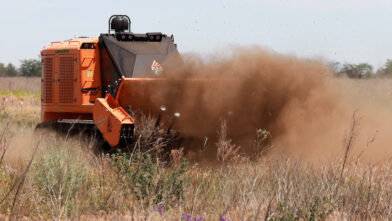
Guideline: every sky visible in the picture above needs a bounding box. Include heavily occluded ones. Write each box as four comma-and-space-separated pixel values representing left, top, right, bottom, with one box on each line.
0, 0, 391, 68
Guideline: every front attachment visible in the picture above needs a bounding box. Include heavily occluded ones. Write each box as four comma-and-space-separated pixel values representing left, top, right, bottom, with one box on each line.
93, 94, 134, 147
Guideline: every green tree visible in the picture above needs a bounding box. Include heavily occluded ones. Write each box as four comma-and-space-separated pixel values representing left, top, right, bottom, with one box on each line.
19, 59, 41, 77
384, 59, 392, 75
340, 63, 373, 78
375, 59, 392, 77
0, 63, 5, 76
5, 63, 18, 76
328, 61, 342, 76
356, 63, 373, 77
340, 64, 359, 78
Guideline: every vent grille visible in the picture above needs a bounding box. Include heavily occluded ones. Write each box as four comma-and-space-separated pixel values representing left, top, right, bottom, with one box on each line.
59, 57, 75, 103
42, 57, 53, 103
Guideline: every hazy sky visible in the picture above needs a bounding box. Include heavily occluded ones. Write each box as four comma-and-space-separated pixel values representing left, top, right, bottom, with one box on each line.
0, 0, 391, 68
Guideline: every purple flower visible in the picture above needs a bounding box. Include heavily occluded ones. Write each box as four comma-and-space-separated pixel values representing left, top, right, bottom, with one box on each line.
181, 215, 205, 221
154, 204, 164, 216
182, 215, 192, 221
220, 214, 231, 221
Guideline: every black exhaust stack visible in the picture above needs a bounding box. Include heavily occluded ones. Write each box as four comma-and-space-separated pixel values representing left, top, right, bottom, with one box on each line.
109, 15, 131, 34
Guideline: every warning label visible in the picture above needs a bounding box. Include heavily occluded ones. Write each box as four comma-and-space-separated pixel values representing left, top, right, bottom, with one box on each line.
151, 60, 163, 75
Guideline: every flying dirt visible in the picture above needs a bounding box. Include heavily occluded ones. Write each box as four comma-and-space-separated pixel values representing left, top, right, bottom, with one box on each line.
152, 48, 392, 162
156, 48, 350, 157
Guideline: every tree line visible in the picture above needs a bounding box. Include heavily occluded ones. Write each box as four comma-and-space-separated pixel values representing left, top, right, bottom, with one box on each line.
1, 58, 392, 79
330, 59, 392, 78
0, 59, 41, 77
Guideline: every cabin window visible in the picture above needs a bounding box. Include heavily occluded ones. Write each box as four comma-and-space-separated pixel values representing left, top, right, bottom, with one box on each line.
80, 43, 96, 49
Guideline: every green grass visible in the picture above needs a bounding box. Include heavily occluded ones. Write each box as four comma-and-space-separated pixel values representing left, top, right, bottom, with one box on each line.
0, 110, 40, 128
0, 89, 40, 99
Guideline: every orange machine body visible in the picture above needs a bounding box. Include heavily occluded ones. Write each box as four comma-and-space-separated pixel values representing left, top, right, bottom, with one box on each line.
40, 38, 135, 147
40, 38, 167, 147
40, 38, 102, 122
39, 15, 182, 147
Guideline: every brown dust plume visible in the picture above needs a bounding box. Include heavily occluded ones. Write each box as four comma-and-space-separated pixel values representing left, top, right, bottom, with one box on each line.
125, 47, 392, 161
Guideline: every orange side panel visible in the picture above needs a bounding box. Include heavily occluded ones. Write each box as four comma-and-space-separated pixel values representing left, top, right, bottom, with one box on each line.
80, 47, 102, 104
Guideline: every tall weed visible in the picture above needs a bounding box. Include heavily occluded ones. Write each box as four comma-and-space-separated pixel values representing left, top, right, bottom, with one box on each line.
32, 146, 87, 218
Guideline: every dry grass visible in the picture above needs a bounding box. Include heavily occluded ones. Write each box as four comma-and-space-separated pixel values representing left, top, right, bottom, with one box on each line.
0, 110, 391, 220
0, 77, 40, 93
1, 78, 392, 220
0, 77, 41, 129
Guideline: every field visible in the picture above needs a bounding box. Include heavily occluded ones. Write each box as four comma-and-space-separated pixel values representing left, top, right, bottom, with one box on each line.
2, 76, 392, 220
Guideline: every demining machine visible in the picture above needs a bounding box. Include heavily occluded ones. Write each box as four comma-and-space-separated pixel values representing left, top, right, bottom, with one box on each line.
38, 15, 185, 148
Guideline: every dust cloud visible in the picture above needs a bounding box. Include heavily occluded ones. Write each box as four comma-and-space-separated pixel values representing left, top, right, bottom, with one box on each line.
4, 129, 35, 167
6, 47, 390, 163
149, 47, 392, 161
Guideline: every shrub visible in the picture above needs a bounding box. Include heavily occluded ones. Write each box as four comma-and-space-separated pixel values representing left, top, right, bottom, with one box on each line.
270, 196, 334, 221
111, 150, 188, 206
32, 146, 87, 218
